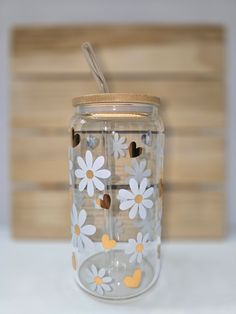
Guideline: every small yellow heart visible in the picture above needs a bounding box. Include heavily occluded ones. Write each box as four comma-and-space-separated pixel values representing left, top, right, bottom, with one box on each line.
101, 234, 117, 250
123, 268, 142, 288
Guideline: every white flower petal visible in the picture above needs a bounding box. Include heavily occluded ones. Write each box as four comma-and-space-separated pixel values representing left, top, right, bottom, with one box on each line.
137, 252, 143, 264
79, 178, 88, 191
118, 136, 126, 144
90, 282, 97, 291
85, 150, 93, 169
92, 177, 104, 191
77, 237, 84, 251
139, 178, 148, 194
137, 232, 142, 243
81, 234, 94, 249
119, 189, 134, 200
78, 209, 87, 227
142, 199, 153, 209
95, 169, 111, 179
129, 252, 138, 263
129, 178, 139, 195
91, 264, 97, 276
132, 159, 139, 171
119, 149, 125, 157
114, 133, 119, 141
77, 156, 87, 171
86, 269, 94, 282
129, 204, 138, 219
101, 283, 111, 292
143, 187, 154, 199
93, 156, 104, 171
81, 225, 96, 236
139, 204, 147, 219
113, 150, 119, 158
140, 159, 146, 171
103, 276, 112, 283
120, 200, 135, 211
87, 180, 94, 197
96, 285, 104, 295
75, 169, 85, 178
143, 233, 149, 243
125, 241, 136, 254
143, 169, 151, 177
125, 165, 135, 175
128, 238, 137, 247
98, 268, 106, 278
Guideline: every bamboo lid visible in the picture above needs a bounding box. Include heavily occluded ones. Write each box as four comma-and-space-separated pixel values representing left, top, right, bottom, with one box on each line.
72, 93, 160, 107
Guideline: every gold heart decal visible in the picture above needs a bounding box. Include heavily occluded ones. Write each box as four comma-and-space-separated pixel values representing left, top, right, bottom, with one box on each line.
129, 141, 142, 158
123, 268, 142, 288
102, 234, 117, 250
98, 194, 111, 209
71, 128, 80, 148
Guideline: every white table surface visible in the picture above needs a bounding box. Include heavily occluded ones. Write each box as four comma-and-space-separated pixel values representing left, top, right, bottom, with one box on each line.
1, 227, 236, 314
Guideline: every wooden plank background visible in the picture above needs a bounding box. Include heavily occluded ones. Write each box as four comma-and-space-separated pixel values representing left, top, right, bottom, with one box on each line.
10, 25, 225, 239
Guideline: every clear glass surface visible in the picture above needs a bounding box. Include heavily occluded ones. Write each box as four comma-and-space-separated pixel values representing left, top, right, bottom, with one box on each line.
69, 102, 164, 300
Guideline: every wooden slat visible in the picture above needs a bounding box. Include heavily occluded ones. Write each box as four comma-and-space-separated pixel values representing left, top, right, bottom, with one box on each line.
11, 134, 224, 185
162, 190, 225, 238
11, 79, 224, 130
11, 134, 69, 184
12, 190, 71, 239
11, 26, 224, 76
10, 25, 225, 239
12, 189, 224, 239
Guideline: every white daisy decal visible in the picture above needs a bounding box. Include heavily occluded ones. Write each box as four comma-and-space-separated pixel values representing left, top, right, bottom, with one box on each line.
119, 178, 154, 220
75, 150, 111, 197
111, 132, 128, 159
125, 159, 151, 184
134, 210, 161, 237
71, 204, 96, 251
86, 264, 112, 295
125, 232, 149, 264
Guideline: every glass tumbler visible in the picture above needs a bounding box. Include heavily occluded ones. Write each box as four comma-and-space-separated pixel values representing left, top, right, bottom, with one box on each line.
69, 93, 164, 300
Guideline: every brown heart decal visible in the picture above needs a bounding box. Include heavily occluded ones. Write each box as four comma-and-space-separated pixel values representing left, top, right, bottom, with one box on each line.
129, 141, 142, 158
71, 128, 80, 148
98, 194, 111, 209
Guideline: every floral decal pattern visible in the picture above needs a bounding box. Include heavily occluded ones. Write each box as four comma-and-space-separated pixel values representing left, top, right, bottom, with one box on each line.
125, 232, 149, 264
71, 204, 96, 251
119, 178, 154, 220
69, 130, 162, 294
86, 264, 113, 295
125, 158, 151, 184
75, 150, 111, 197
111, 132, 128, 159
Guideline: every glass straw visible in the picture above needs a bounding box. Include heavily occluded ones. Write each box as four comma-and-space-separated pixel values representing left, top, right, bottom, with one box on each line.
81, 42, 114, 268
81, 42, 109, 93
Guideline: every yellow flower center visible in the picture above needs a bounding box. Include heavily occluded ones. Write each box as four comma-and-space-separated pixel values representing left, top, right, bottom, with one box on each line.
94, 276, 103, 285
74, 224, 80, 236
136, 243, 144, 253
86, 170, 94, 179
135, 194, 143, 204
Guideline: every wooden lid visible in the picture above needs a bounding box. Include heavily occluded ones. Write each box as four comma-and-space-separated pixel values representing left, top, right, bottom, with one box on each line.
72, 93, 160, 107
